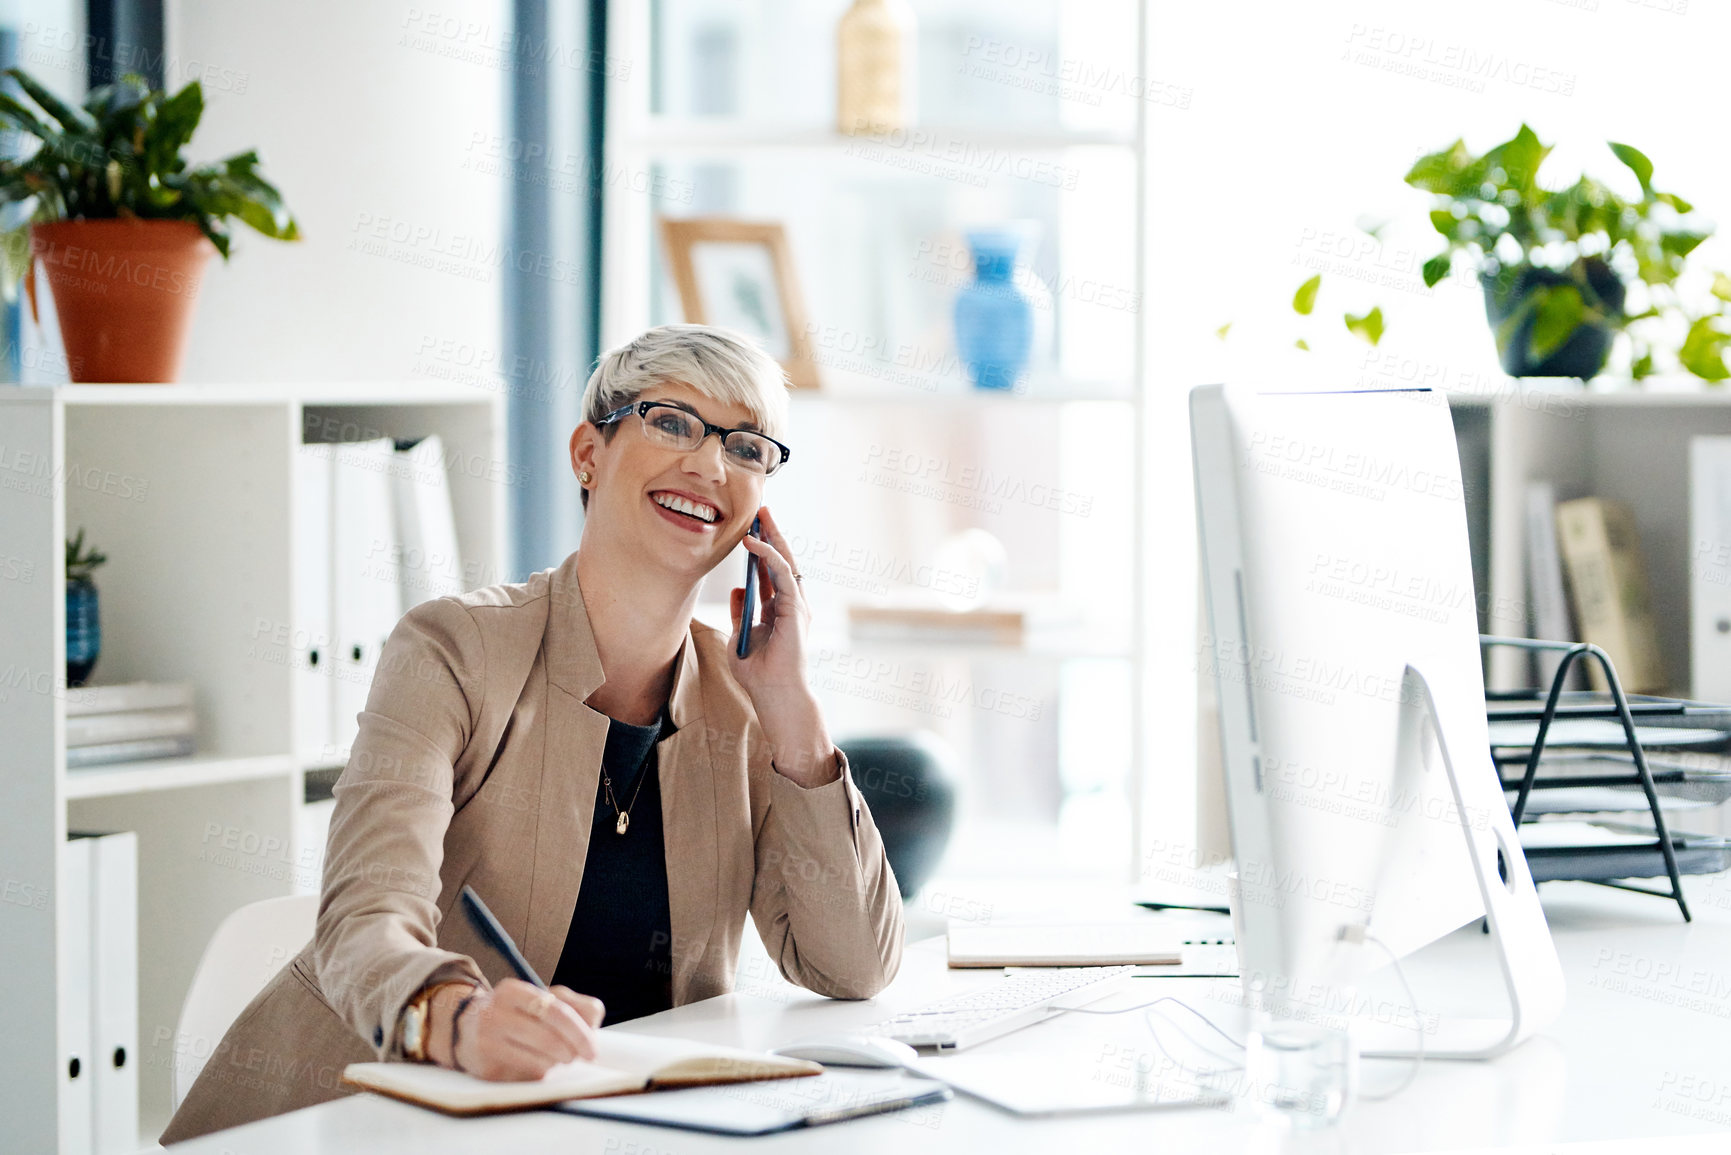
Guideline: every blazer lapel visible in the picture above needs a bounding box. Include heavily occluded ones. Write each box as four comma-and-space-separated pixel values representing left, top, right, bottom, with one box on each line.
660, 631, 719, 1003
521, 555, 609, 975
516, 555, 720, 999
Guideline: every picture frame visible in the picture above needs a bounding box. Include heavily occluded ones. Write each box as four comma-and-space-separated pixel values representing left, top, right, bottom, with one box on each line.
657, 217, 820, 389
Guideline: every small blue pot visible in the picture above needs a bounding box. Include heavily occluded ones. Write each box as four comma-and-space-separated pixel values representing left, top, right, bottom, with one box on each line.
66, 577, 101, 687
953, 227, 1035, 391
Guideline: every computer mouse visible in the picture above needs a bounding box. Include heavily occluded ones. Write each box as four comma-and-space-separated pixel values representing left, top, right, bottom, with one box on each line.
769, 1034, 919, 1068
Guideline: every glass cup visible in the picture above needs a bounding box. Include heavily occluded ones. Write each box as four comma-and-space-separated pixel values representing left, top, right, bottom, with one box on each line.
1244, 1016, 1355, 1128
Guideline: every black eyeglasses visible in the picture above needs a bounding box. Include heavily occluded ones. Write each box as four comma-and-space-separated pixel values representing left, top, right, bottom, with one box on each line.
597, 400, 791, 477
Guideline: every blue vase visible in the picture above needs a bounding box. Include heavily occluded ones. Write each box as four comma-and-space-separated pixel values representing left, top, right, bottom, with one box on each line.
953, 227, 1035, 391
67, 578, 100, 687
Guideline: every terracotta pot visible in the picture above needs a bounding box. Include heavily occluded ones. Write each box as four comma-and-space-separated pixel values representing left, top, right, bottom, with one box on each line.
30, 219, 216, 383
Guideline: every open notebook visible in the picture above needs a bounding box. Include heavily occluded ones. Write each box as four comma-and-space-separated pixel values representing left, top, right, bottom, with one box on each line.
344, 1031, 822, 1115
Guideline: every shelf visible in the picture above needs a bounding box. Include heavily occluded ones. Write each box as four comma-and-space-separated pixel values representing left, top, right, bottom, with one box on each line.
617, 119, 1136, 156
812, 627, 1132, 662
0, 381, 498, 407
791, 380, 1133, 407
692, 603, 1132, 662
1445, 379, 1731, 410
63, 753, 297, 800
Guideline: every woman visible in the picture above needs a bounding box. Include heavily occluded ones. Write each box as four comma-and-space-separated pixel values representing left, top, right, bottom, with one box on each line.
162, 324, 904, 1142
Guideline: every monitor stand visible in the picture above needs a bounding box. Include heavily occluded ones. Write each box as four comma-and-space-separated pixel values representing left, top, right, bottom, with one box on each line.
1351, 663, 1566, 1060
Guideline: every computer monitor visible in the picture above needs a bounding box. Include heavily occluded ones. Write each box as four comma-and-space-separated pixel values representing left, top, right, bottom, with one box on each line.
1190, 384, 1563, 1058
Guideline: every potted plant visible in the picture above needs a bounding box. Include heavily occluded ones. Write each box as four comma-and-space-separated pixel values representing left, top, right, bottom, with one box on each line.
65, 528, 106, 687
1407, 124, 1729, 381
0, 68, 299, 383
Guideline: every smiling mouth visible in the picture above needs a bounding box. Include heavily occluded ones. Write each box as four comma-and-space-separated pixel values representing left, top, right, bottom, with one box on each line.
651, 491, 720, 524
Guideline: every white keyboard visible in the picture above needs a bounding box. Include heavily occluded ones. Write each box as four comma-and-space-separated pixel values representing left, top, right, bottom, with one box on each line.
864, 966, 1136, 1051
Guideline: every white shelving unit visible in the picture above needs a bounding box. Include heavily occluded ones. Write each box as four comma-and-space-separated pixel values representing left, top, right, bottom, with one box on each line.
0, 383, 504, 1152
1440, 380, 1731, 847
1451, 384, 1731, 698
602, 3, 1154, 878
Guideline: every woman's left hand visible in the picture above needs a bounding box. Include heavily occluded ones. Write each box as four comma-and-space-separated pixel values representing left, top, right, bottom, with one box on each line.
729, 505, 838, 788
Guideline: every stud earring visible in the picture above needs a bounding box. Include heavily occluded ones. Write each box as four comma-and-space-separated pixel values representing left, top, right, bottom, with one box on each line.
578, 470, 592, 486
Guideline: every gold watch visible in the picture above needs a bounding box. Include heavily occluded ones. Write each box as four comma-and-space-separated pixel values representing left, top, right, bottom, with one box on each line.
400, 983, 457, 1063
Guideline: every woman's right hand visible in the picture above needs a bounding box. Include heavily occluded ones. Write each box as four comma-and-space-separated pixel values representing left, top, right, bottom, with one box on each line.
428, 979, 605, 1080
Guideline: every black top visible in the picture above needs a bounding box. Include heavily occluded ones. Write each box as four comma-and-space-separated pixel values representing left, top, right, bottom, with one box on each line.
551, 713, 675, 1025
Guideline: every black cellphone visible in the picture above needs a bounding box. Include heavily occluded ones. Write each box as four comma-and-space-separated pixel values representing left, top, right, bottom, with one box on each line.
736, 516, 762, 658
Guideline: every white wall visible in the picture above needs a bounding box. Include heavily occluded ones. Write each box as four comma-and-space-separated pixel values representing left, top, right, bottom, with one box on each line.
166, 0, 506, 382
1149, 0, 1731, 393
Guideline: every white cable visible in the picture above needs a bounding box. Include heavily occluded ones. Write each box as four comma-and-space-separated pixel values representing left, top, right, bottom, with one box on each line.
1047, 943, 1426, 1102
1053, 993, 1246, 1075
1144, 1005, 1245, 1076
1355, 932, 1425, 1101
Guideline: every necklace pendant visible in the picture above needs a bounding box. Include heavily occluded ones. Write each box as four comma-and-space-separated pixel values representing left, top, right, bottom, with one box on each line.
616, 811, 629, 836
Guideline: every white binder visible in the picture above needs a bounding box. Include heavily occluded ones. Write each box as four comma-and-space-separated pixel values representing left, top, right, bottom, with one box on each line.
90, 832, 138, 1155
1690, 437, 1731, 701
59, 837, 93, 1155
331, 439, 404, 754
392, 435, 465, 609
293, 443, 336, 763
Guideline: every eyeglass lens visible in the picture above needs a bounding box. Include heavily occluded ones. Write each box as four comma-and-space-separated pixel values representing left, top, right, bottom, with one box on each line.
642, 405, 779, 474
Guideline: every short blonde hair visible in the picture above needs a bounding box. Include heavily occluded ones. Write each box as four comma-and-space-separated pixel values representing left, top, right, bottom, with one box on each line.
581, 324, 790, 438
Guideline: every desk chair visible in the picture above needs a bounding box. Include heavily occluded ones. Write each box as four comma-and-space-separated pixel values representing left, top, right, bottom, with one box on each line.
170, 895, 317, 1110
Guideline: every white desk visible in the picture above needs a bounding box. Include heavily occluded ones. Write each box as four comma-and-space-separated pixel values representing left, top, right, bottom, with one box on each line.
169, 878, 1731, 1154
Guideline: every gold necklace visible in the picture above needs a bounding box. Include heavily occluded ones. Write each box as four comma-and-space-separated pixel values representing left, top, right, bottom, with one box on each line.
602, 762, 651, 835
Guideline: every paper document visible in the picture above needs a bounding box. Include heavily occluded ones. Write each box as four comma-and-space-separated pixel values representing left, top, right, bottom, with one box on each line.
948, 923, 1184, 968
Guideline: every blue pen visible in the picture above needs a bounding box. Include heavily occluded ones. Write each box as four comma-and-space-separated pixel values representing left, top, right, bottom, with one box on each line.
459, 884, 546, 989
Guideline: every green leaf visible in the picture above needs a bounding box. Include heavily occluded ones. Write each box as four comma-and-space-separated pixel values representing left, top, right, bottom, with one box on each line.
1608, 142, 1654, 194
1215, 322, 1232, 340
1656, 191, 1694, 214
1404, 138, 1474, 195
1428, 208, 1458, 239
1712, 273, 1731, 303
1631, 351, 1655, 380
1422, 254, 1451, 288
1292, 274, 1321, 316
1680, 316, 1731, 382
5, 68, 95, 134
1492, 124, 1550, 194
1344, 307, 1385, 346
0, 93, 59, 144
1661, 231, 1709, 260
1295, 339, 1309, 351
1528, 284, 1585, 362
150, 82, 204, 162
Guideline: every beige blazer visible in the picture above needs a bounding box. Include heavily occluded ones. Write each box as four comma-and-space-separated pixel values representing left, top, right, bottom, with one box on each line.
161, 554, 904, 1143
